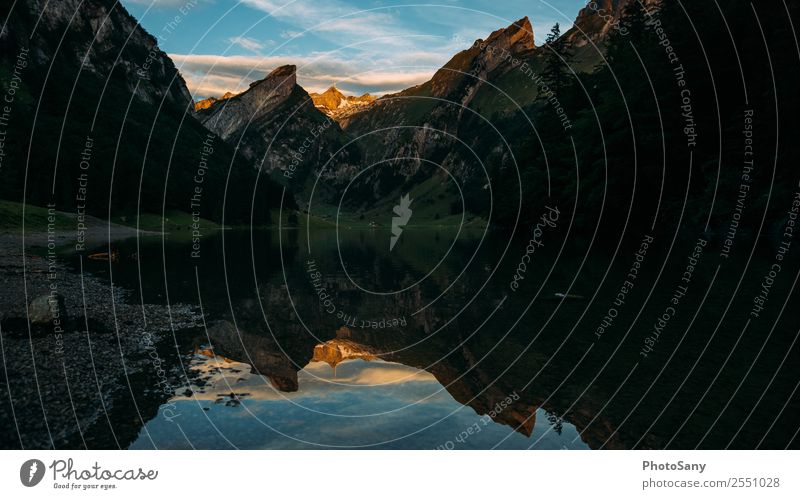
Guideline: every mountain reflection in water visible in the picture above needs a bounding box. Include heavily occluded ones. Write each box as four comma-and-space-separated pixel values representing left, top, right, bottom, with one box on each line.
66, 227, 799, 450
131, 349, 586, 449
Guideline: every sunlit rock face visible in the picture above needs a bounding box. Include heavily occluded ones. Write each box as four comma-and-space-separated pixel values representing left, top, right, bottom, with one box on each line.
312, 339, 378, 372
309, 86, 376, 121
193, 65, 360, 189
196, 65, 298, 141
468, 16, 536, 77
194, 92, 236, 111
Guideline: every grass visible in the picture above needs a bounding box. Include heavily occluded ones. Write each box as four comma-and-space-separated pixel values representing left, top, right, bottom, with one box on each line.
0, 200, 220, 236
1, 196, 482, 238
0, 200, 75, 232
354, 174, 487, 229
113, 207, 340, 231
111, 210, 219, 233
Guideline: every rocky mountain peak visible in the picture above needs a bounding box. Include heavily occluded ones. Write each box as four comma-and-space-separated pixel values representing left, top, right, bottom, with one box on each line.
311, 85, 346, 109
193, 91, 239, 111
482, 16, 535, 53
423, 16, 535, 99
194, 97, 216, 111
325, 85, 345, 96
196, 64, 298, 139
4, 0, 193, 110
249, 64, 297, 90
310, 85, 377, 120
193, 63, 358, 181
470, 16, 535, 77
566, 0, 659, 46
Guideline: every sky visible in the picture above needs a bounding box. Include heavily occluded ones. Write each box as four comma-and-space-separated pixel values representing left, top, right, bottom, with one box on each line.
121, 0, 587, 99
130, 357, 589, 449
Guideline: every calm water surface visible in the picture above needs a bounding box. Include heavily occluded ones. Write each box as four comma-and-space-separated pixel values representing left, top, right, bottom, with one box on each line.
70, 226, 799, 449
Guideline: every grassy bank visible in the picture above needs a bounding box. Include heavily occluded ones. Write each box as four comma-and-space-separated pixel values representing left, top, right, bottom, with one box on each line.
0, 200, 76, 232
0, 199, 478, 236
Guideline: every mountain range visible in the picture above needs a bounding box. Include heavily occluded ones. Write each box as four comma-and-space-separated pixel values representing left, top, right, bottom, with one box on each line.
194, 64, 361, 198
0, 0, 642, 224
182, 6, 627, 219
2, 0, 798, 450
3, 0, 795, 234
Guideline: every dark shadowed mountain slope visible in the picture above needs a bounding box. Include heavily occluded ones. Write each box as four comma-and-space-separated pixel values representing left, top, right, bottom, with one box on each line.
331, 16, 558, 218
334, 0, 798, 235
0, 0, 285, 225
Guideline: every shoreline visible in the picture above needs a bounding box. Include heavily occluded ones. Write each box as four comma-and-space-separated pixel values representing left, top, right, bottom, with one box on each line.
0, 227, 201, 449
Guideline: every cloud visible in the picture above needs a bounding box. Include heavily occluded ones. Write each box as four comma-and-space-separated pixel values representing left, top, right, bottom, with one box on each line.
280, 30, 304, 39
164, 0, 524, 98
241, 0, 430, 52
125, 0, 208, 8
170, 53, 437, 98
177, 356, 439, 403
226, 36, 268, 53
304, 361, 436, 385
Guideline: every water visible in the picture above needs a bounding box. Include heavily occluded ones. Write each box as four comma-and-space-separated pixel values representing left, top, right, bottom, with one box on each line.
69, 226, 799, 449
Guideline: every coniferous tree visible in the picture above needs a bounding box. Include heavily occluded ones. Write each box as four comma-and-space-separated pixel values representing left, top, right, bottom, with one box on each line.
542, 23, 573, 95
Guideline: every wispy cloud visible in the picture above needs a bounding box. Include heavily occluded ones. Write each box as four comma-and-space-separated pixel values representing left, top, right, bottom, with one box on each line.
241, 0, 405, 45
226, 36, 269, 53
177, 356, 438, 403
126, 0, 577, 99
126, 0, 208, 8
165, 0, 532, 98
168, 4, 471, 98
170, 53, 437, 97
280, 30, 304, 39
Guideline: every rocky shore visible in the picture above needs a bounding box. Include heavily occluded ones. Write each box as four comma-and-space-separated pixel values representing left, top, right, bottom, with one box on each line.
0, 231, 202, 449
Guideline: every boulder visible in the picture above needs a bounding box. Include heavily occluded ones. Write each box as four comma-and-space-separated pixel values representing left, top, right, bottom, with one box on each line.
28, 293, 66, 325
